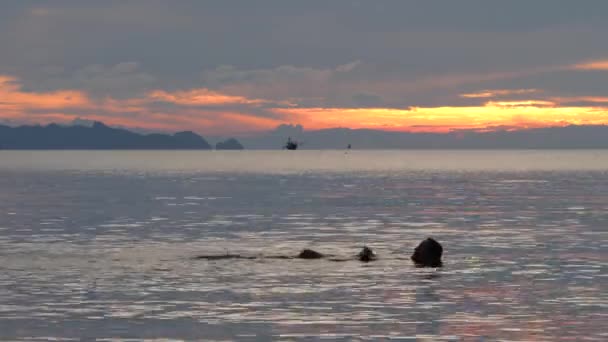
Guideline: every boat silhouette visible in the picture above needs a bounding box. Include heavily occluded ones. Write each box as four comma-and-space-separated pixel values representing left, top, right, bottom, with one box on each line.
284, 137, 299, 150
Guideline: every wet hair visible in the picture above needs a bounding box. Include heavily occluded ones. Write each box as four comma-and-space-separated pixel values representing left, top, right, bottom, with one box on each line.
411, 237, 443, 267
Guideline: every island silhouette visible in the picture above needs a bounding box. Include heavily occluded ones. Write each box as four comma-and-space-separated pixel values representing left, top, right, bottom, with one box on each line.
215, 138, 244, 150
0, 121, 244, 150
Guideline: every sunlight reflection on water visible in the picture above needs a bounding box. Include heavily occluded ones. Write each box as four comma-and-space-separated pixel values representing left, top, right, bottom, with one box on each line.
0, 151, 607, 340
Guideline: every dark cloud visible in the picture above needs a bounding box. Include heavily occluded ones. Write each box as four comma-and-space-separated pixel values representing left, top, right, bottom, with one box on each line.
19, 62, 157, 98
3, 1, 607, 74
352, 93, 384, 107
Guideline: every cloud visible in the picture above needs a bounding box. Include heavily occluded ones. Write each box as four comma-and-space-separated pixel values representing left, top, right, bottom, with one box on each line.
0, 73, 285, 134
201, 61, 367, 107
552, 96, 608, 104
147, 89, 267, 107
5, 37, 608, 133
7, 50, 608, 135
3, 1, 608, 114
0, 75, 90, 113
460, 89, 540, 98
202, 61, 362, 87
486, 100, 556, 108
18, 62, 157, 98
4, 69, 608, 136
199, 55, 608, 109
572, 59, 608, 70
352, 93, 384, 107
200, 62, 554, 109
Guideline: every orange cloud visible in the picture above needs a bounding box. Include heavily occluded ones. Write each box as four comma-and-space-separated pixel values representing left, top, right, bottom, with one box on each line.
572, 59, 608, 71
4, 69, 608, 136
219, 112, 283, 131
551, 96, 608, 104
0, 75, 90, 113
486, 100, 556, 108
460, 89, 539, 98
146, 88, 266, 106
0, 74, 282, 134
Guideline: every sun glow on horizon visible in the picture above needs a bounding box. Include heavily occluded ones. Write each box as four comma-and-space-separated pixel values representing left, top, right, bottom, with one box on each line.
275, 102, 608, 133
3, 71, 608, 135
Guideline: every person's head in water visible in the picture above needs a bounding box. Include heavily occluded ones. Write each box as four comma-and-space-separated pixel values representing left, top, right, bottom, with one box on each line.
358, 246, 377, 262
411, 237, 443, 267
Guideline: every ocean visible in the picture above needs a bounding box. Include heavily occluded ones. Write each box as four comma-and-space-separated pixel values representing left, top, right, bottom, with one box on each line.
0, 150, 606, 341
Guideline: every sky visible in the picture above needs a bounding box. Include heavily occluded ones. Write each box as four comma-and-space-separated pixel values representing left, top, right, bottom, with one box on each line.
1, 0, 608, 136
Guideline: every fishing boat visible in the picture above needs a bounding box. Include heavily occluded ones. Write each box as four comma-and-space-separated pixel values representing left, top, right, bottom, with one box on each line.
284, 137, 298, 150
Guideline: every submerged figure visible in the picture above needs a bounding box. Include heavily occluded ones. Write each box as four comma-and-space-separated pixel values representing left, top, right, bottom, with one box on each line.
196, 247, 381, 262
194, 254, 255, 260
297, 248, 324, 259
358, 246, 376, 262
411, 237, 443, 267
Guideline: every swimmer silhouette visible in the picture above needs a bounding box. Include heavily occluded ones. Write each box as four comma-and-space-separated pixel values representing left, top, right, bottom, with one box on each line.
411, 237, 443, 267
195, 247, 378, 262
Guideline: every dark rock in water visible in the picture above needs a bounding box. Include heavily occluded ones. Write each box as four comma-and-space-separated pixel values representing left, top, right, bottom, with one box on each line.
358, 246, 377, 262
411, 237, 443, 267
297, 249, 324, 259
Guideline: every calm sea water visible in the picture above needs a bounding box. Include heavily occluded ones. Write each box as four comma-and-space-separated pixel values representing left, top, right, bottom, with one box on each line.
0, 151, 606, 341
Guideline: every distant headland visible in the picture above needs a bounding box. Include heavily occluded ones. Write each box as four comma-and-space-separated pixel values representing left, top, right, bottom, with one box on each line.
0, 121, 242, 150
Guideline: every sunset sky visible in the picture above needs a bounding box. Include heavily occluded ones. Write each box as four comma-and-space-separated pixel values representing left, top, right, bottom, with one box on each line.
2, 1, 608, 135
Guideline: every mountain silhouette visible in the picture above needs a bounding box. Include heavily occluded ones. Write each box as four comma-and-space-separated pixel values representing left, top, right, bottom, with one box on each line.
215, 138, 244, 150
4, 121, 608, 150
0, 121, 211, 149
